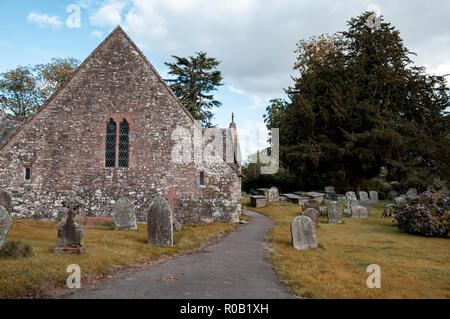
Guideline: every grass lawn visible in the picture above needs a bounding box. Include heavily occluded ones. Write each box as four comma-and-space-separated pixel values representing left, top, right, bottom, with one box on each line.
243, 198, 450, 299
0, 220, 238, 298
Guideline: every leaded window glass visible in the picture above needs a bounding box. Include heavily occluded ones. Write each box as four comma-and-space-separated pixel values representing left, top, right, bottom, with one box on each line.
105, 119, 116, 168
25, 167, 31, 181
118, 119, 129, 168
200, 172, 205, 186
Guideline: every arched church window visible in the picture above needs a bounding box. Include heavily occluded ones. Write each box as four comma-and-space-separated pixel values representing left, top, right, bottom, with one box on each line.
105, 119, 116, 168
118, 119, 129, 168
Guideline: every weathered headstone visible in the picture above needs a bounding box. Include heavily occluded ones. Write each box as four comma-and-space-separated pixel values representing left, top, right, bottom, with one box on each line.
0, 190, 14, 214
303, 208, 319, 226
147, 196, 173, 246
381, 204, 396, 218
113, 198, 137, 230
290, 216, 317, 251
327, 202, 342, 224
395, 196, 406, 205
304, 200, 320, 212
346, 191, 358, 201
369, 191, 379, 204
358, 191, 371, 213
344, 191, 359, 217
54, 193, 85, 254
0, 206, 12, 248
250, 195, 266, 208
351, 206, 369, 219
359, 191, 369, 203
406, 188, 417, 200
268, 187, 279, 202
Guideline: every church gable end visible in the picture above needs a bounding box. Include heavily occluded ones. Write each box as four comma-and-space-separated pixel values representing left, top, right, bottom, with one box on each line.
0, 26, 241, 223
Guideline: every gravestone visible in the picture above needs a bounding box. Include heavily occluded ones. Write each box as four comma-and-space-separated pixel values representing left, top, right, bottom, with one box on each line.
358, 191, 371, 213
268, 187, 279, 202
304, 200, 320, 212
395, 196, 407, 205
257, 188, 269, 197
54, 193, 85, 254
369, 191, 379, 204
303, 208, 319, 226
325, 186, 335, 194
0, 206, 12, 248
344, 191, 359, 217
351, 206, 368, 219
381, 204, 396, 218
327, 202, 342, 224
359, 191, 369, 203
147, 196, 173, 246
0, 190, 14, 214
346, 191, 358, 201
250, 195, 266, 208
290, 216, 317, 251
113, 198, 137, 230
406, 188, 417, 200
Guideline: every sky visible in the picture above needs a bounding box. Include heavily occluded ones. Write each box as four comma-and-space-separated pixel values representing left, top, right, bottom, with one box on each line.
1, 0, 449, 161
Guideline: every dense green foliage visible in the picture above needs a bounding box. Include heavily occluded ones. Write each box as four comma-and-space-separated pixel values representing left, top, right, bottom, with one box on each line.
165, 52, 223, 127
394, 191, 449, 237
0, 57, 79, 117
263, 12, 450, 193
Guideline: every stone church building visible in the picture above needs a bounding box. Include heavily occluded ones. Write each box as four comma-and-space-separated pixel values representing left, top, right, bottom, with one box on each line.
0, 26, 242, 224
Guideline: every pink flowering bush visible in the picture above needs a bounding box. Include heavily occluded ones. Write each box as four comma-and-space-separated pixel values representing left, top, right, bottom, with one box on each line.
394, 191, 449, 237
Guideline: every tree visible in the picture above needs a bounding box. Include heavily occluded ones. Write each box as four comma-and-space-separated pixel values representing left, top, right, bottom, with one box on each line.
165, 52, 223, 127
0, 57, 79, 117
0, 66, 39, 117
264, 12, 450, 192
34, 57, 80, 102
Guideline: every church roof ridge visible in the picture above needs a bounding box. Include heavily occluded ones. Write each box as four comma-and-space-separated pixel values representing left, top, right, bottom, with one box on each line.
0, 26, 241, 175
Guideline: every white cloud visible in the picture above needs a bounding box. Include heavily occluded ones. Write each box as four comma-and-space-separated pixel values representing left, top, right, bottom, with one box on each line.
118, 0, 450, 98
90, 30, 104, 39
27, 12, 63, 29
228, 85, 245, 95
243, 95, 270, 110
89, 1, 125, 27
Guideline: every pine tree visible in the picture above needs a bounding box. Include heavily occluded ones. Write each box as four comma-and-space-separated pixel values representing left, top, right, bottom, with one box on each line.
165, 52, 223, 127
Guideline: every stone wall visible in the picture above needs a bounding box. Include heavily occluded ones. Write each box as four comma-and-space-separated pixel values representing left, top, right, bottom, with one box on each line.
0, 27, 241, 224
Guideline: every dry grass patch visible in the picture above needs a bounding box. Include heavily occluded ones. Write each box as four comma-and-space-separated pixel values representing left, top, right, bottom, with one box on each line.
247, 200, 450, 299
0, 220, 237, 298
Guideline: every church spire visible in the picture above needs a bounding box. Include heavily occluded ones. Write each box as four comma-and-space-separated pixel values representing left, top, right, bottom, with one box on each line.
229, 112, 236, 129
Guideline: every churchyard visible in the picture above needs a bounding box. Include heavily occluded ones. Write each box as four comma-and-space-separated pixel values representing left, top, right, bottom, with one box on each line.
0, 218, 237, 298
241, 196, 450, 299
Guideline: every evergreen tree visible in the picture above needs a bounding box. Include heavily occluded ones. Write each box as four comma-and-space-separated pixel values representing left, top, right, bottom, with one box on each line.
264, 12, 450, 192
165, 52, 223, 127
